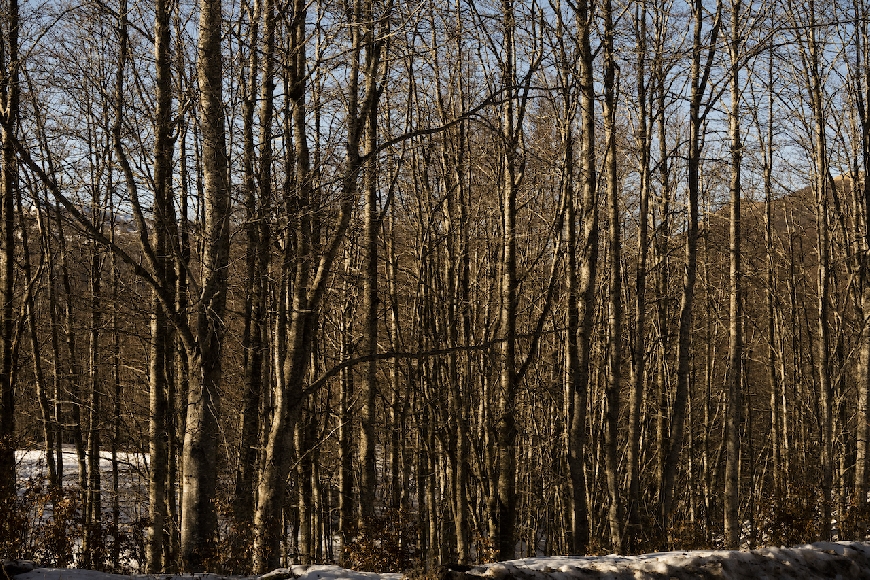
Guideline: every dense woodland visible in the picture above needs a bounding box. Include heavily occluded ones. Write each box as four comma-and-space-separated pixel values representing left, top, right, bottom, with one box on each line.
0, 0, 869, 573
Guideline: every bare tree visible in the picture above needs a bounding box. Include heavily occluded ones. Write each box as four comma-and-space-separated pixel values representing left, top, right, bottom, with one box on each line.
724, 0, 743, 549
788, 0, 836, 540
602, 0, 623, 552
625, 0, 652, 552
567, 0, 598, 555
660, 0, 721, 545
0, 0, 19, 509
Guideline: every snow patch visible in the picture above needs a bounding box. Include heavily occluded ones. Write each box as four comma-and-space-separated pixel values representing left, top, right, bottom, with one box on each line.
481, 542, 870, 579
261, 566, 401, 580
10, 542, 870, 580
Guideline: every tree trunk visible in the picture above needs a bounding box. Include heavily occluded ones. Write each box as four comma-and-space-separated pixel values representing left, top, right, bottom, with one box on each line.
851, 0, 870, 521
147, 0, 175, 564
338, 296, 354, 560
358, 34, 380, 527
180, 0, 230, 564
660, 0, 720, 545
22, 190, 55, 487
234, 0, 273, 559
626, 0, 650, 553
0, 0, 18, 503
793, 0, 834, 540
495, 0, 520, 560
567, 0, 597, 556
724, 0, 743, 548
603, 0, 623, 552
83, 242, 103, 569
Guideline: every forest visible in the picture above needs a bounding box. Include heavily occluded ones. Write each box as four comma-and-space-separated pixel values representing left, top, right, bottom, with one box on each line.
0, 0, 869, 573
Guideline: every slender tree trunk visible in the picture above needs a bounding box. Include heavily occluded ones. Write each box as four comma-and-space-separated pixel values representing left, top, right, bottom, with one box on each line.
760, 43, 781, 496
853, 0, 870, 518
338, 291, 354, 560
0, 0, 18, 504
792, 0, 834, 539
443, 150, 470, 563
660, 0, 720, 545
724, 0, 743, 548
180, 0, 231, 564
495, 0, 520, 560
567, 0, 597, 555
109, 214, 122, 570
54, 180, 87, 498
39, 188, 64, 488
358, 30, 380, 527
296, 411, 313, 564
138, 0, 176, 563
170, 114, 190, 570
626, 1, 650, 553
234, 0, 273, 558
83, 240, 103, 569
22, 192, 55, 487
652, 13, 672, 520
602, 0, 623, 552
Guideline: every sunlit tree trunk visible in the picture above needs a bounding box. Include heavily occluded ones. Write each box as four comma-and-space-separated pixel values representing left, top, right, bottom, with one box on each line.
180, 0, 230, 563
567, 0, 597, 555
724, 0, 743, 548
22, 191, 54, 487
147, 0, 175, 564
625, 1, 650, 553
495, 0, 521, 559
358, 1, 381, 522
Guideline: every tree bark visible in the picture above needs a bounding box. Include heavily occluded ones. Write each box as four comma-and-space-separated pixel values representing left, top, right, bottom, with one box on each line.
567, 0, 597, 556
147, 0, 175, 564
0, 0, 18, 502
724, 0, 743, 548
358, 10, 380, 524
625, 0, 650, 553
180, 0, 231, 564
853, 0, 870, 518
495, 0, 520, 559
602, 0, 623, 553
234, 0, 273, 557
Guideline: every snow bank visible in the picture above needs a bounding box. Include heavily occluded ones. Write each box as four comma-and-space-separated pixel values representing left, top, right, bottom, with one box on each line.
263, 565, 402, 580
7, 542, 870, 580
470, 543, 870, 579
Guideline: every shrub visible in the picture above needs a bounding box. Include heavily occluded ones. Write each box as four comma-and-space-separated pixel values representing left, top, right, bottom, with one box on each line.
343, 508, 420, 572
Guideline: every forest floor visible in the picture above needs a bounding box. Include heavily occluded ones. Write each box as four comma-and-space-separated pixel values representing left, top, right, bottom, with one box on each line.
12, 451, 870, 578
8, 542, 870, 580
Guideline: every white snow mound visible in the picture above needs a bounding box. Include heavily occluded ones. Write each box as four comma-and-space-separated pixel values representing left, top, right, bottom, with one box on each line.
8, 542, 870, 580
469, 542, 870, 579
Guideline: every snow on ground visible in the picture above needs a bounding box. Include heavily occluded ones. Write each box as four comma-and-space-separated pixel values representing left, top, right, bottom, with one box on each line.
14, 447, 151, 569
16, 448, 149, 487
479, 542, 870, 578
15, 447, 149, 513
8, 542, 870, 580
11, 452, 870, 577
14, 448, 150, 524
